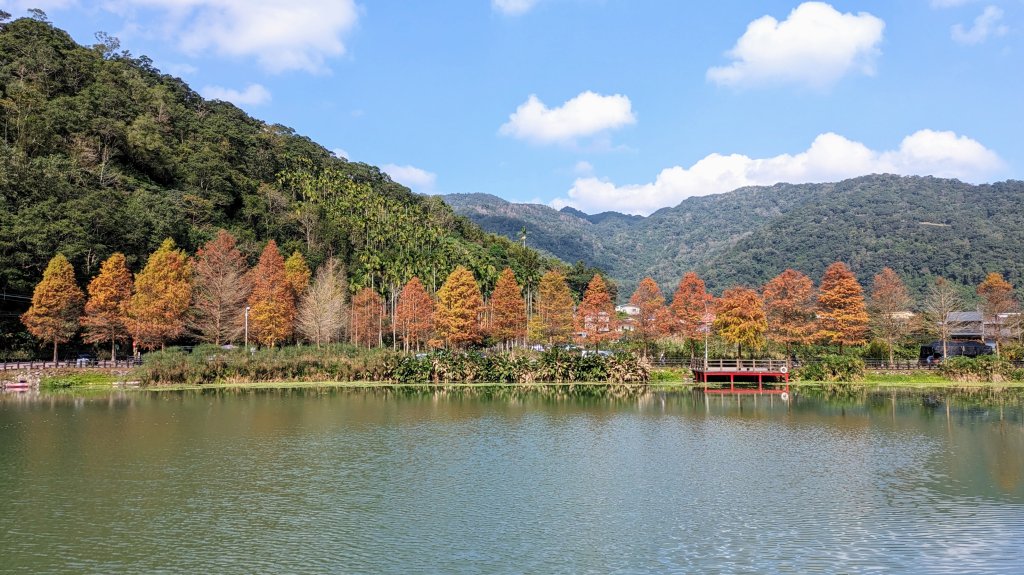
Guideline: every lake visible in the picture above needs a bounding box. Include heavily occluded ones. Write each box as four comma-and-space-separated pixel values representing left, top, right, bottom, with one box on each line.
1, 387, 1023, 574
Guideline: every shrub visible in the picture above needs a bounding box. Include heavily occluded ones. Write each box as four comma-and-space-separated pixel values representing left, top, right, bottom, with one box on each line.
795, 355, 865, 382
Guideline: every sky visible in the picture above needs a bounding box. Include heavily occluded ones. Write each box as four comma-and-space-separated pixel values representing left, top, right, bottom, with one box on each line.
3, 0, 1021, 215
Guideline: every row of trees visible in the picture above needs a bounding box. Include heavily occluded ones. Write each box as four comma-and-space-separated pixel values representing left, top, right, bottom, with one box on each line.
21, 231, 1020, 362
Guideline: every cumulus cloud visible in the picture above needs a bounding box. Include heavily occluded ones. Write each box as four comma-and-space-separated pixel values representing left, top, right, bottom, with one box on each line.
952, 5, 1008, 44
101, 0, 358, 73
492, 0, 538, 16
200, 83, 272, 106
552, 130, 1003, 216
382, 164, 437, 193
499, 91, 636, 145
707, 2, 885, 90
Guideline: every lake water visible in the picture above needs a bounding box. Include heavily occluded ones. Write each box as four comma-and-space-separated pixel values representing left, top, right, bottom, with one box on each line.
1, 387, 1023, 574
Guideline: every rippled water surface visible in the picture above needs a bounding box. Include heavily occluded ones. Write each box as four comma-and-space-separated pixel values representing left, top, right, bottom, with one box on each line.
1, 387, 1023, 574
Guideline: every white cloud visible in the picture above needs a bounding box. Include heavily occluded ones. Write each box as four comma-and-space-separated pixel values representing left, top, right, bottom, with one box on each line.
101, 0, 359, 73
200, 83, 272, 106
952, 5, 1008, 44
492, 0, 538, 16
552, 130, 1003, 216
931, 0, 975, 7
165, 62, 198, 77
382, 164, 437, 193
499, 91, 636, 145
574, 160, 594, 176
707, 2, 885, 90
0, 1, 76, 12
332, 148, 350, 159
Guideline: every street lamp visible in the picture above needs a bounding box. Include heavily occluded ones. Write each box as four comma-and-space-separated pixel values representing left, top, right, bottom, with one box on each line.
703, 300, 711, 372
244, 306, 250, 351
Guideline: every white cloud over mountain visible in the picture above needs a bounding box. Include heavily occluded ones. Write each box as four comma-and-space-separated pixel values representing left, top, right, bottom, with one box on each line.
383, 164, 437, 193
499, 91, 636, 145
552, 130, 1003, 216
102, 0, 359, 73
200, 83, 272, 106
707, 2, 885, 90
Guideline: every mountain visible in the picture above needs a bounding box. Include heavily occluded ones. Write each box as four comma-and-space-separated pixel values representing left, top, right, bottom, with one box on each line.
0, 17, 553, 347
445, 175, 1024, 300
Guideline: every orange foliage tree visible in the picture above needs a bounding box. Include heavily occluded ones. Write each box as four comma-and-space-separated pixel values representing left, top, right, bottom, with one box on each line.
351, 287, 385, 348
246, 240, 295, 347
576, 274, 617, 349
530, 269, 575, 345
977, 272, 1018, 356
127, 239, 192, 350
670, 272, 712, 357
629, 277, 670, 354
714, 287, 767, 357
869, 267, 913, 365
81, 252, 133, 360
191, 230, 250, 345
284, 250, 311, 299
395, 277, 434, 351
22, 253, 85, 362
489, 268, 526, 349
762, 269, 816, 358
434, 266, 485, 348
816, 262, 869, 352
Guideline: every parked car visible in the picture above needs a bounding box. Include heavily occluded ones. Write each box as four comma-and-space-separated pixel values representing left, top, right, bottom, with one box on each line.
75, 353, 96, 367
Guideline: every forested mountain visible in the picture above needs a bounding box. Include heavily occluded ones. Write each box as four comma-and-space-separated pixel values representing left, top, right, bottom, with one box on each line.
445, 175, 1024, 300
0, 16, 550, 346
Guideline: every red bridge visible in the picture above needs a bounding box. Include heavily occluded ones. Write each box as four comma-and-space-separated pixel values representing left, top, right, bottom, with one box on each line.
690, 358, 790, 393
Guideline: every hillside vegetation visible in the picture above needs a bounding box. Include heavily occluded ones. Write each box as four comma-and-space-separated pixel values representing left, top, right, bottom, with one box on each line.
445, 175, 1024, 300
0, 16, 552, 346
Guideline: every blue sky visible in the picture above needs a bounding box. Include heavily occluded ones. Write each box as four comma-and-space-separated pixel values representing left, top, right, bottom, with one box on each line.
4, 0, 1021, 215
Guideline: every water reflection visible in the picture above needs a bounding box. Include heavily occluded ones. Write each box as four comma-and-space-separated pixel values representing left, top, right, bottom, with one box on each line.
1, 387, 1022, 574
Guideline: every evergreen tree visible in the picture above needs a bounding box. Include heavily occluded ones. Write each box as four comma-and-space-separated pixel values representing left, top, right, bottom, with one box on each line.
22, 254, 84, 361
127, 239, 192, 351
714, 286, 767, 357
816, 262, 869, 352
489, 268, 527, 349
395, 277, 434, 351
81, 252, 132, 360
246, 240, 294, 347
434, 266, 484, 349
576, 274, 617, 349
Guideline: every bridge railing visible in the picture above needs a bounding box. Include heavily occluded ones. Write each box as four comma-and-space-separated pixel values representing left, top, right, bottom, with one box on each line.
689, 358, 790, 372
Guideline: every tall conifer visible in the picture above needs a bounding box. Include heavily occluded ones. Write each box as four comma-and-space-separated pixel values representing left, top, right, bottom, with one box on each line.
127, 239, 192, 350
81, 252, 133, 360
489, 268, 527, 349
816, 262, 869, 352
246, 240, 294, 347
22, 254, 84, 362
434, 266, 484, 349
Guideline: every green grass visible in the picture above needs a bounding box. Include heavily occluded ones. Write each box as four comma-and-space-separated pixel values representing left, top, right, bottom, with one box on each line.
39, 372, 121, 390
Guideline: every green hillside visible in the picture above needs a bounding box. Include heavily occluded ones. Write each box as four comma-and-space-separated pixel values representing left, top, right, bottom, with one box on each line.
446, 175, 1024, 300
0, 16, 550, 346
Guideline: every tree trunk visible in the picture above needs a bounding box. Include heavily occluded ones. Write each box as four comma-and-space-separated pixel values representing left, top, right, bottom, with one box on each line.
111, 338, 117, 364
53, 339, 58, 363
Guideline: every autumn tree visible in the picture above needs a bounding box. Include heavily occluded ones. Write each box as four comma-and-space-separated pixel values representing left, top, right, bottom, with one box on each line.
869, 267, 913, 365
530, 269, 575, 346
714, 287, 767, 357
296, 257, 348, 347
395, 277, 434, 352
816, 262, 869, 352
489, 268, 527, 349
127, 239, 192, 350
81, 252, 133, 360
924, 277, 965, 360
190, 230, 250, 345
669, 272, 712, 358
246, 240, 295, 347
284, 250, 311, 299
629, 277, 670, 355
434, 266, 484, 348
21, 254, 84, 362
351, 287, 385, 348
977, 272, 1018, 357
762, 269, 816, 359
576, 274, 617, 349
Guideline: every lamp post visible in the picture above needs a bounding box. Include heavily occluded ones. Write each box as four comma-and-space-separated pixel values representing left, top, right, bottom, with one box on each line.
244, 306, 250, 351
703, 301, 711, 372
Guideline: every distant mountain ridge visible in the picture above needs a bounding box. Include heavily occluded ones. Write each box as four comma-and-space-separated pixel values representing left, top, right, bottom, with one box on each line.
444, 175, 1024, 300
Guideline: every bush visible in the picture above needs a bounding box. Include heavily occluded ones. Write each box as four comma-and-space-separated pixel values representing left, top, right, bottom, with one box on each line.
939, 356, 1024, 382
795, 355, 865, 382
